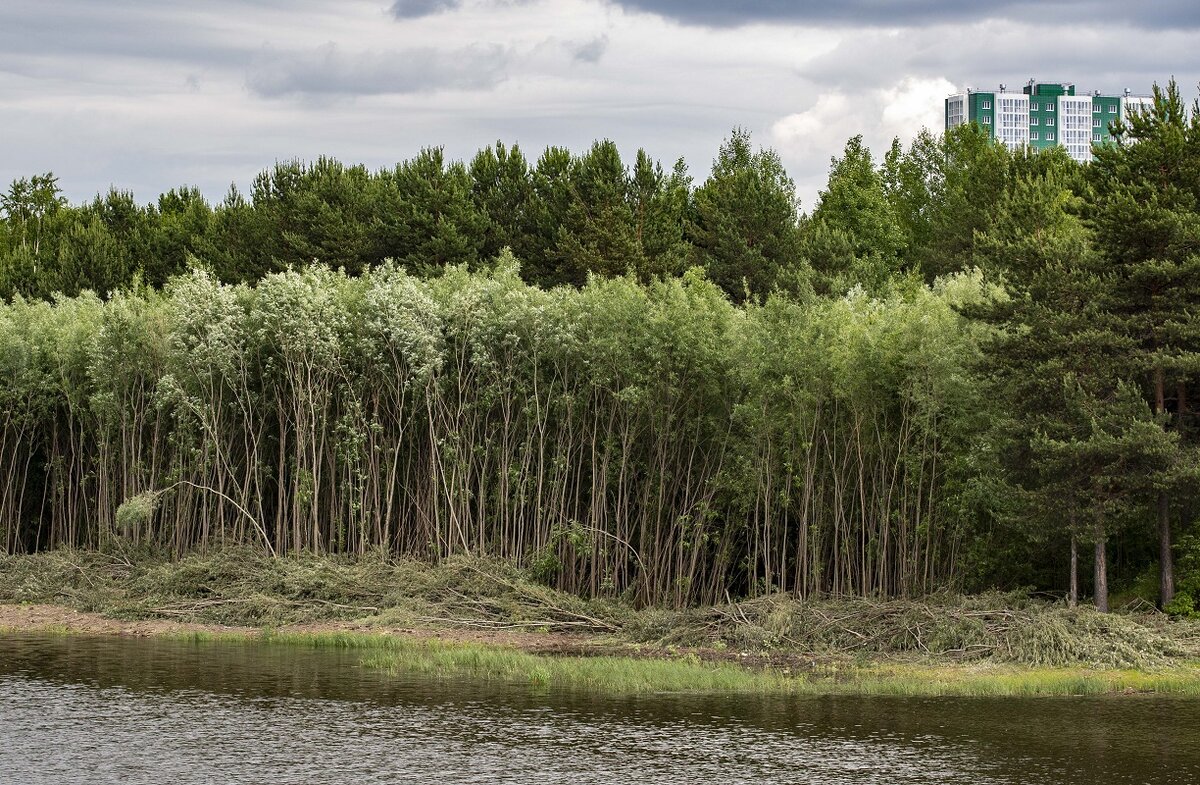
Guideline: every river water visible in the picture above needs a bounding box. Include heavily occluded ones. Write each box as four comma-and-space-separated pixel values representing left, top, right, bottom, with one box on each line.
0, 633, 1196, 784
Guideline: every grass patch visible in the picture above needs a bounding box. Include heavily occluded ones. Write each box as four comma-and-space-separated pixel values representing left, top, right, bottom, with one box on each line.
7, 600, 1200, 697
362, 639, 794, 694
817, 661, 1200, 697
160, 628, 414, 649
340, 635, 1200, 697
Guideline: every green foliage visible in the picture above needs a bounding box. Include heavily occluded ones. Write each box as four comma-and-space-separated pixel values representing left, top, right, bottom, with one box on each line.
0, 262, 987, 605
469, 141, 537, 264
1170, 532, 1200, 617
907, 124, 1016, 279
114, 492, 162, 538
807, 135, 905, 292
689, 128, 807, 300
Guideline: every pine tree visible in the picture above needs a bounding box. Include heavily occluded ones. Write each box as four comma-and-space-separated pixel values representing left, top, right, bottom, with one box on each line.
1089, 78, 1200, 607
689, 128, 805, 301
974, 169, 1137, 607
807, 135, 905, 291
379, 148, 487, 273
468, 141, 537, 266
554, 140, 644, 284
916, 124, 1013, 280
629, 151, 692, 279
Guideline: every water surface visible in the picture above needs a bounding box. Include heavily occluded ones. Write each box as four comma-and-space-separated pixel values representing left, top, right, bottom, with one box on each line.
0, 633, 1195, 784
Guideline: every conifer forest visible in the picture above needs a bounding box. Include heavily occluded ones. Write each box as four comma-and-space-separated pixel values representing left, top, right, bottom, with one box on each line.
3, 81, 1200, 613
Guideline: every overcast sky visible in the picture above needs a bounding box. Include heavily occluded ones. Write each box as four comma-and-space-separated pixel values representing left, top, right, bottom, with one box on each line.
3, 0, 1198, 213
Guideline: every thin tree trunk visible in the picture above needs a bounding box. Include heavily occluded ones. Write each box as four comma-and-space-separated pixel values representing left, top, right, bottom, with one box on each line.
1159, 492, 1175, 608
1069, 531, 1079, 609
1093, 519, 1108, 613
1155, 368, 1175, 607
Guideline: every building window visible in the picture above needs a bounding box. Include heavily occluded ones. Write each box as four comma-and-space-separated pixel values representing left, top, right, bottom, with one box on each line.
1109, 105, 1117, 113
1093, 133, 1101, 142
1046, 116, 1055, 126
1030, 117, 1038, 125
1047, 104, 1055, 111
1031, 102, 1039, 110
982, 116, 991, 124
1031, 131, 1039, 140
1047, 132, 1055, 140
982, 100, 991, 109
1093, 117, 1101, 126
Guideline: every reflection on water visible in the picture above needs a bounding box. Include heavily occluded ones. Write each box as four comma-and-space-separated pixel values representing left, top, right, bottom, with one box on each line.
0, 633, 1194, 784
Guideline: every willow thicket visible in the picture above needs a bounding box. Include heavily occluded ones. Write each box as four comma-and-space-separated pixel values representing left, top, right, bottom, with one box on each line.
0, 259, 989, 605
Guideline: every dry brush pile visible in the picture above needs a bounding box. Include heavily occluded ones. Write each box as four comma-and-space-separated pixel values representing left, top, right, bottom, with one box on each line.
634, 592, 1200, 667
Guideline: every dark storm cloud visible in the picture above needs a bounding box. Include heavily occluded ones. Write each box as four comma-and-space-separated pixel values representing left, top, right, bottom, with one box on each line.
389, 0, 537, 19
246, 43, 510, 97
569, 35, 609, 63
0, 0, 324, 60
390, 0, 463, 19
796, 24, 1200, 94
605, 0, 1200, 29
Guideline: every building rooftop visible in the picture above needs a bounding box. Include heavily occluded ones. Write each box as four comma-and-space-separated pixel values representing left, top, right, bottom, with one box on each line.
947, 85, 1153, 100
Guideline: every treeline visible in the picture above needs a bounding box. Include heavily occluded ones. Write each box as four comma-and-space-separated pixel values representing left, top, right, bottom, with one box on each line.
0, 122, 1047, 303
2, 81, 1200, 611
0, 133, 775, 300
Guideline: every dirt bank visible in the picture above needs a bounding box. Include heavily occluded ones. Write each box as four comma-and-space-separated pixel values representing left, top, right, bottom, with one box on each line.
0, 602, 599, 653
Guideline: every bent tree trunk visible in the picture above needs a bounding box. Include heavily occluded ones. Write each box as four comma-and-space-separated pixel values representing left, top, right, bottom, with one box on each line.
1093, 519, 1108, 613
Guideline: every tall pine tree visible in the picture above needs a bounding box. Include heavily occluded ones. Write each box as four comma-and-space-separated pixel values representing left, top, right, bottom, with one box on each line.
1089, 78, 1200, 607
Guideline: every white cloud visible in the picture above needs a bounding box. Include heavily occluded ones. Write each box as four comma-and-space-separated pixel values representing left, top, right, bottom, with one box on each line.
770, 93, 857, 163
771, 76, 957, 208
880, 76, 956, 139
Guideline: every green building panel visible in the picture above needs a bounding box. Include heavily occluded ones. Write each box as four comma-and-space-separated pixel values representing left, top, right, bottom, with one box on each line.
968, 92, 995, 139
1025, 83, 1068, 151
1092, 95, 1121, 144
1026, 83, 1074, 98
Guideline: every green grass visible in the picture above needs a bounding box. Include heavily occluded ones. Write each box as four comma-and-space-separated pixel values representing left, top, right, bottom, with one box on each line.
12, 616, 1200, 697
818, 661, 1200, 697
361, 639, 796, 694
158, 627, 792, 693
163, 629, 407, 648
356, 637, 1200, 696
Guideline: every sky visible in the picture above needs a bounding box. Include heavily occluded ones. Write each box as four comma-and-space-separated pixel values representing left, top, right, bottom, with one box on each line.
2, 0, 1198, 213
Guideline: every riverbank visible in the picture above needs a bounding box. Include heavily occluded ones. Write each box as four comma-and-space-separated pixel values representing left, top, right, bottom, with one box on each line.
3, 548, 1200, 697
5, 602, 1200, 697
